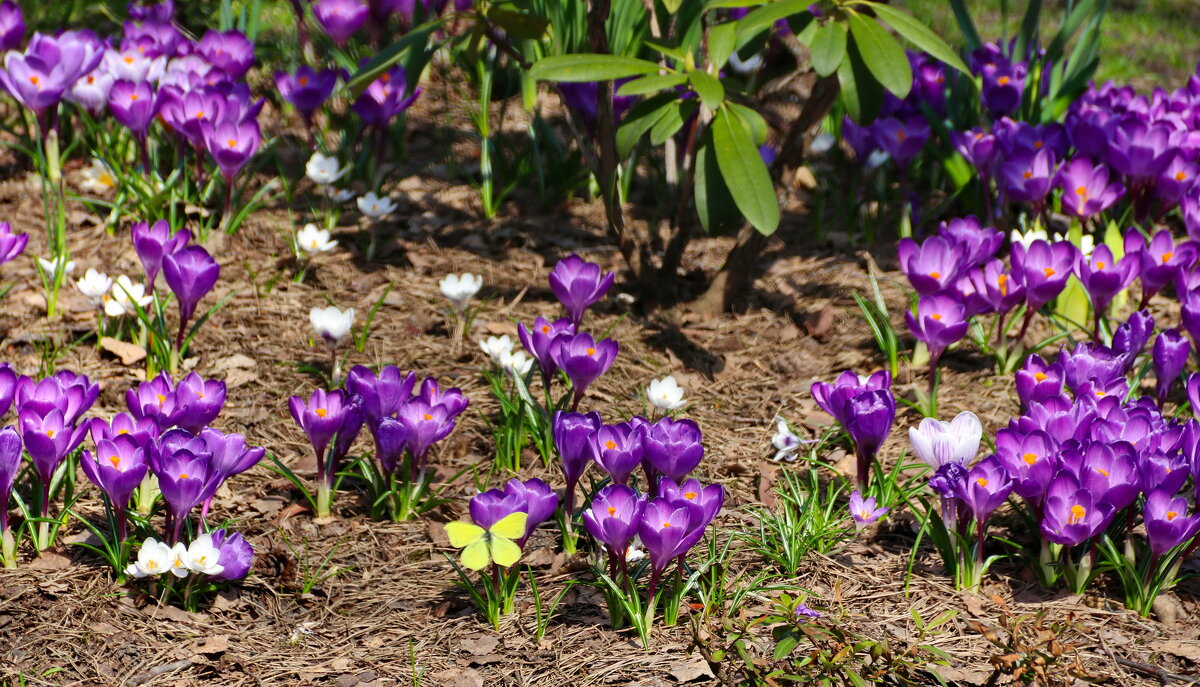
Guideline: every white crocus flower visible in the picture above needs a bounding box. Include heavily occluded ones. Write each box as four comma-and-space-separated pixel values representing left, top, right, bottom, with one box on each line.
439, 273, 482, 311
772, 418, 801, 462
625, 538, 646, 563
185, 534, 226, 577
499, 349, 533, 377
908, 411, 983, 469
306, 152, 349, 186
1010, 227, 1049, 249
104, 275, 152, 318
479, 335, 514, 361
319, 185, 355, 203
168, 542, 190, 578
76, 269, 112, 305
1053, 231, 1094, 257
127, 538, 173, 578
297, 223, 337, 255
357, 192, 398, 218
648, 375, 686, 411
37, 256, 75, 277
310, 305, 355, 345
865, 150, 891, 171
78, 158, 117, 194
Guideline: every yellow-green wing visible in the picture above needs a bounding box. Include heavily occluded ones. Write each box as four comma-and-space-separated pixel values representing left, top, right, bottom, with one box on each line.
459, 539, 491, 570
445, 521, 484, 548
490, 536, 523, 568
488, 512, 528, 540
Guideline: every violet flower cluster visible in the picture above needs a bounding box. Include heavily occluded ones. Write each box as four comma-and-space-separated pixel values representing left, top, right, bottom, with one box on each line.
810, 370, 896, 490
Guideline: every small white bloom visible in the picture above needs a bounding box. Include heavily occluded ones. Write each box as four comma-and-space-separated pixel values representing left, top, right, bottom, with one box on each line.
648, 375, 686, 411
104, 275, 152, 318
306, 152, 349, 186
75, 268, 112, 304
185, 534, 226, 577
37, 256, 75, 277
499, 349, 533, 377
310, 305, 355, 344
357, 192, 398, 218
1053, 231, 1094, 257
78, 158, 117, 194
865, 150, 891, 170
772, 418, 801, 462
625, 539, 645, 563
908, 411, 983, 469
439, 272, 483, 311
131, 537, 173, 577
168, 542, 190, 578
479, 334, 514, 361
809, 132, 836, 154
1010, 227, 1049, 250
319, 185, 355, 203
615, 292, 636, 304
728, 50, 763, 74
297, 223, 337, 255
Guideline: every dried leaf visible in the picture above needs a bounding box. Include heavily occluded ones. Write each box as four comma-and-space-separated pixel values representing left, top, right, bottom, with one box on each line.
98, 337, 147, 365
668, 659, 714, 683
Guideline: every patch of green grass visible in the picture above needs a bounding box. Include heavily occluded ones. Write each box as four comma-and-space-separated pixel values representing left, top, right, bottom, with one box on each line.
898, 0, 1200, 89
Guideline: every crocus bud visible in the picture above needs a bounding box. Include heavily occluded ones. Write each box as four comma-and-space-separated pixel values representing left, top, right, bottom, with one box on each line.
1153, 329, 1191, 406
548, 254, 614, 326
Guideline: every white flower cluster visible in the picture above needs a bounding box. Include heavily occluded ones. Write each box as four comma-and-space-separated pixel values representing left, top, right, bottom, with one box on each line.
479, 334, 533, 377
124, 535, 224, 579
75, 269, 153, 317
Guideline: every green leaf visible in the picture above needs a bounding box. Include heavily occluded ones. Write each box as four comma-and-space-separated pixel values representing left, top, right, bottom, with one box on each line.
695, 130, 743, 235
1045, 0, 1104, 65
809, 19, 847, 77
837, 38, 883, 124
484, 6, 549, 41
707, 22, 738, 69
772, 634, 800, 661
947, 0, 982, 52
649, 99, 698, 146
689, 71, 725, 110
615, 92, 678, 158
346, 21, 442, 97
727, 102, 768, 145
735, 0, 811, 44
662, 0, 684, 13
846, 10, 911, 98
705, 0, 769, 9
712, 107, 779, 235
865, 3, 970, 75
529, 54, 662, 82
1013, 0, 1041, 64
644, 38, 690, 63
617, 73, 687, 96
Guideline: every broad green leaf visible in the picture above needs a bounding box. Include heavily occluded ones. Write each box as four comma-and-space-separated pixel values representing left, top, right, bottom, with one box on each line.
866, 3, 970, 75
712, 107, 779, 235
346, 21, 442, 97
707, 22, 738, 69
809, 19, 847, 77
689, 71, 725, 110
735, 0, 810, 43
837, 38, 883, 124
615, 92, 678, 158
485, 6, 549, 41
529, 54, 662, 82
846, 10, 911, 98
649, 99, 698, 145
617, 73, 686, 96
694, 131, 742, 234
644, 38, 690, 63
727, 102, 768, 145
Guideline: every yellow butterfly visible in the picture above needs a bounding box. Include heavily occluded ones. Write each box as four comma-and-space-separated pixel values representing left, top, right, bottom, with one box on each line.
444, 512, 528, 571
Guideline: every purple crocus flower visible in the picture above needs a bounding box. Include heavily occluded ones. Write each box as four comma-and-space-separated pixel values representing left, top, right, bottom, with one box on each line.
549, 254, 615, 327
952, 128, 999, 175
352, 64, 421, 128
368, 416, 407, 476
905, 293, 969, 362
842, 116, 877, 160
552, 332, 618, 407
1140, 452, 1190, 498
638, 497, 693, 588
897, 235, 965, 294
642, 417, 703, 485
849, 490, 889, 530
503, 477, 559, 547
288, 389, 362, 514
938, 216, 1003, 269
1156, 155, 1198, 206
1112, 309, 1155, 368
1062, 441, 1140, 511
660, 477, 724, 553
132, 220, 189, 293
0, 32, 103, 115
993, 428, 1057, 504
129, 0, 175, 23
0, 426, 22, 543
162, 245, 219, 347
395, 396, 454, 474
845, 389, 896, 490
1040, 472, 1112, 547
80, 435, 147, 539
201, 116, 261, 183
345, 364, 416, 425
200, 427, 264, 482
172, 372, 226, 434
954, 455, 1013, 524
1058, 157, 1124, 218
14, 374, 96, 427
1011, 239, 1078, 312
275, 65, 339, 125
980, 61, 1025, 116
0, 1, 23, 52
1014, 355, 1066, 409
1107, 117, 1177, 181
195, 30, 254, 80
1154, 329, 1191, 406
1058, 342, 1126, 393
1126, 228, 1198, 306
517, 316, 575, 379
810, 369, 891, 429
0, 365, 13, 418
590, 421, 644, 485
552, 410, 600, 514
968, 258, 1025, 315
0, 222, 27, 265
997, 147, 1057, 205
153, 430, 216, 543
416, 377, 469, 419
108, 80, 162, 138
313, 0, 368, 45
125, 373, 179, 429
1144, 490, 1200, 557
19, 408, 87, 493
582, 484, 645, 564
872, 117, 929, 170
1073, 243, 1138, 319
208, 528, 254, 581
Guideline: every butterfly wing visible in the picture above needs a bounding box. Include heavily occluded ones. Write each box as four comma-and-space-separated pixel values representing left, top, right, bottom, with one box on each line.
489, 512, 529, 540
445, 521, 485, 548
459, 539, 491, 570
489, 536, 523, 568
